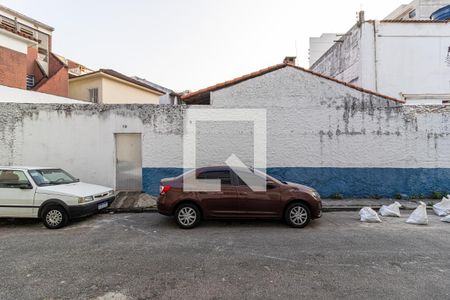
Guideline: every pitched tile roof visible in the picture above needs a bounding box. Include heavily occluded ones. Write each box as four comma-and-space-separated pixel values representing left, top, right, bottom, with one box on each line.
181, 64, 405, 104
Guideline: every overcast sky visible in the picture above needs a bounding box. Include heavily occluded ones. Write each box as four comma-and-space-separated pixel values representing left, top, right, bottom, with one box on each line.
2, 0, 407, 91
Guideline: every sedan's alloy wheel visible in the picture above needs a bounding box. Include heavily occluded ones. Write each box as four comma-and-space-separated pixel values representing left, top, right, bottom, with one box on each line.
289, 206, 308, 226
46, 209, 63, 227
177, 207, 197, 226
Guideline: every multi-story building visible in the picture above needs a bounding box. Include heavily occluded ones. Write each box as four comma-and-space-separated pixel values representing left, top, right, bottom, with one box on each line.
0, 4, 68, 97
385, 0, 450, 20
309, 2, 450, 104
309, 33, 342, 67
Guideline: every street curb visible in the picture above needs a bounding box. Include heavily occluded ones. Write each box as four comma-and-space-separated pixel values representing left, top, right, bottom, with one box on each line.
106, 206, 436, 214
323, 206, 435, 212
106, 207, 158, 214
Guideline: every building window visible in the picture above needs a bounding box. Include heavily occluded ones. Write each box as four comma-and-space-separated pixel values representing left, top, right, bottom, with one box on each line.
37, 32, 49, 62
26, 75, 35, 90
88, 88, 99, 103
409, 9, 416, 19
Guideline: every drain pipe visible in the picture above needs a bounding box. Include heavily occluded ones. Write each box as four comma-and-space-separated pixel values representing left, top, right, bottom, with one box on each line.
372, 21, 379, 92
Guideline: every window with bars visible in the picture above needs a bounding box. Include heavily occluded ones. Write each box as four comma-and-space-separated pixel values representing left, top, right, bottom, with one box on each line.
88, 88, 99, 103
26, 75, 35, 89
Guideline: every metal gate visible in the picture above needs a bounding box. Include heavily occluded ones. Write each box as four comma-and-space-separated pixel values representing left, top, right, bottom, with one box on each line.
115, 133, 142, 191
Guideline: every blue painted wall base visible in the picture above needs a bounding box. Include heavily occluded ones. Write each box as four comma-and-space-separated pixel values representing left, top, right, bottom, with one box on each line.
142, 167, 450, 198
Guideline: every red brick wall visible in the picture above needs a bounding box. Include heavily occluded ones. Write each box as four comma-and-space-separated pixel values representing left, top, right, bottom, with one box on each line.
36, 66, 69, 97
26, 47, 38, 74
0, 46, 27, 89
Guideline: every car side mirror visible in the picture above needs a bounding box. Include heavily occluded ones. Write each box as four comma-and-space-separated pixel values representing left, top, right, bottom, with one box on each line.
19, 183, 33, 190
267, 181, 277, 189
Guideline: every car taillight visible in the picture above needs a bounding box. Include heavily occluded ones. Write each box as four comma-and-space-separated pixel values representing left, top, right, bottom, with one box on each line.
160, 185, 171, 194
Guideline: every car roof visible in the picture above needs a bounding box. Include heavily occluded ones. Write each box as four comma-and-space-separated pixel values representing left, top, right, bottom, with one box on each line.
0, 166, 55, 170
196, 166, 230, 172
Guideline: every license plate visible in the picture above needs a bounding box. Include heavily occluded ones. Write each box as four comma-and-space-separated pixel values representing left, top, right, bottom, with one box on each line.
98, 202, 108, 210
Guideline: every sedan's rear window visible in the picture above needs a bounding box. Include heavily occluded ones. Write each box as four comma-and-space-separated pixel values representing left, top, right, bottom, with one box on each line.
0, 170, 30, 188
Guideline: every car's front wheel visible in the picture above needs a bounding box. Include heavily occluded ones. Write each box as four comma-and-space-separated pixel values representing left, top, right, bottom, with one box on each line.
175, 203, 200, 229
285, 202, 311, 228
42, 206, 68, 229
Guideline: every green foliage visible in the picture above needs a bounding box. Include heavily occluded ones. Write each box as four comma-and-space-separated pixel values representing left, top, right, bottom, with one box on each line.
431, 191, 447, 199
332, 192, 344, 200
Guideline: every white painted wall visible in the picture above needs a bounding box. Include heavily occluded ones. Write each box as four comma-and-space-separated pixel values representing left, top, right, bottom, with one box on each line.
0, 29, 33, 54
1, 66, 450, 195
376, 21, 450, 101
311, 21, 450, 105
210, 66, 450, 168
0, 104, 184, 189
310, 25, 362, 84
384, 0, 450, 20
309, 33, 341, 67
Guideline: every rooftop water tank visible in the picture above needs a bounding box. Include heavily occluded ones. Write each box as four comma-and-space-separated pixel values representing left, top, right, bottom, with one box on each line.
431, 5, 450, 20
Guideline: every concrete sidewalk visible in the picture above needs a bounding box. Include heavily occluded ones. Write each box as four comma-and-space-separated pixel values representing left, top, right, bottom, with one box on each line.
322, 198, 440, 211
108, 192, 442, 213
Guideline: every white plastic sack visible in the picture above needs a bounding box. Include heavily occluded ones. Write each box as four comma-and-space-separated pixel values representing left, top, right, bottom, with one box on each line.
359, 207, 382, 223
406, 201, 428, 225
379, 202, 402, 217
432, 196, 450, 217
441, 215, 450, 223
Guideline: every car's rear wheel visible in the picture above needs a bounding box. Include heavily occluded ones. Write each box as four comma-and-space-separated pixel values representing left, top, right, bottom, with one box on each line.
42, 206, 68, 229
175, 203, 200, 229
285, 202, 311, 228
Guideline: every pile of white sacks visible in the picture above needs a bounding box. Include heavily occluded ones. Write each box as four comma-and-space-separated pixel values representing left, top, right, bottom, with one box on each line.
359, 195, 450, 225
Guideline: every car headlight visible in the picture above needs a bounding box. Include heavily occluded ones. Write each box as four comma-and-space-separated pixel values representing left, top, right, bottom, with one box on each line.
78, 196, 94, 203
107, 190, 114, 197
312, 191, 321, 200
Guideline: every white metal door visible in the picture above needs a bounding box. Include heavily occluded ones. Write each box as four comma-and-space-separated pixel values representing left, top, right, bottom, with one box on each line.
115, 133, 143, 191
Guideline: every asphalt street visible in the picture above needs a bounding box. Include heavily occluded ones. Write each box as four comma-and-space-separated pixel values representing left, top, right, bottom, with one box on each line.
1, 211, 450, 299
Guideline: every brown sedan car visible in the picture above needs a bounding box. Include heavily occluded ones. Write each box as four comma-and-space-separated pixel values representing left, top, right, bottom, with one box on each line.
157, 166, 322, 229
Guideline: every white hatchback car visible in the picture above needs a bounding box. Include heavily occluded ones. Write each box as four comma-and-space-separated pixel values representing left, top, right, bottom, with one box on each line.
0, 167, 115, 229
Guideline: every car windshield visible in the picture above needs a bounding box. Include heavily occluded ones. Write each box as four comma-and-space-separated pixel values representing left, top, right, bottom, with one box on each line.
252, 168, 283, 185
28, 169, 78, 186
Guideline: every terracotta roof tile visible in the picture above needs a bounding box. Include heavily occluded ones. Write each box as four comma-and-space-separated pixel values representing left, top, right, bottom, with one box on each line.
181, 64, 286, 100
181, 64, 404, 104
